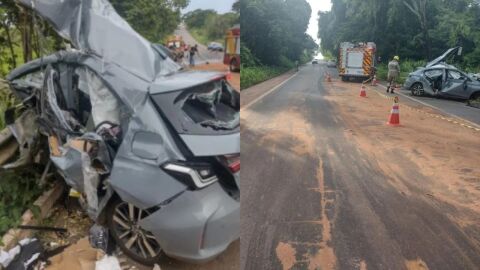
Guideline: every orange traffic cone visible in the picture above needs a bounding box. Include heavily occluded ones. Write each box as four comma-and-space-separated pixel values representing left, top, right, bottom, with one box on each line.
371, 75, 377, 86
359, 84, 367, 97
387, 97, 400, 126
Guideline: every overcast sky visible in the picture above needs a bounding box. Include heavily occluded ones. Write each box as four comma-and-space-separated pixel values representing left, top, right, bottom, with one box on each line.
306, 0, 332, 44
182, 0, 236, 14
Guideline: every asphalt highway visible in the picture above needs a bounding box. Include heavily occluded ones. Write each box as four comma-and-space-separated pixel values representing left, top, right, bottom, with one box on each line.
241, 63, 480, 270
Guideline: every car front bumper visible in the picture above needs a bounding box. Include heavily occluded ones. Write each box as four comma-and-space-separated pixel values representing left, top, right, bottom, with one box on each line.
403, 77, 416, 89
138, 178, 240, 263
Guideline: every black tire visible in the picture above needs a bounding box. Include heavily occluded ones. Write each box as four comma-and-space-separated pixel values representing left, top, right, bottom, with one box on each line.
468, 92, 480, 108
107, 199, 164, 266
411, 83, 424, 96
230, 59, 238, 72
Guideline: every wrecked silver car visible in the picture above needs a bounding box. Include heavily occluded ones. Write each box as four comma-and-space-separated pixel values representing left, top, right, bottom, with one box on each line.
404, 47, 480, 103
4, 0, 239, 265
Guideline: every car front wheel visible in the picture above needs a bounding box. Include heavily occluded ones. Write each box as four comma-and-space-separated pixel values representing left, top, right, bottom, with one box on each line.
411, 83, 424, 96
107, 199, 164, 265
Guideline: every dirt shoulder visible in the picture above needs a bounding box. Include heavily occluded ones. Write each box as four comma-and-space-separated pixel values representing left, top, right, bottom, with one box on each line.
325, 80, 480, 226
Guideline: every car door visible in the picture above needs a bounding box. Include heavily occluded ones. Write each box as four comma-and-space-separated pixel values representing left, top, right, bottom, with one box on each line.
441, 70, 469, 99
421, 68, 443, 95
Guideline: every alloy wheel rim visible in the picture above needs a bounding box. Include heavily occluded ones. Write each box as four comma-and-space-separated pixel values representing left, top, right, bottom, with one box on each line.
413, 84, 422, 95
112, 202, 162, 259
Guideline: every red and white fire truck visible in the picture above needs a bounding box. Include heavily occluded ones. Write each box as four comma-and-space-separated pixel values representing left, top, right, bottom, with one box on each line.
338, 42, 376, 81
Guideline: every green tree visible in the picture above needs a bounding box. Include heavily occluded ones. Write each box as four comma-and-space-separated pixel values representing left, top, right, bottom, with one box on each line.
241, 0, 317, 66
110, 0, 189, 43
318, 0, 480, 70
183, 9, 217, 29
232, 0, 240, 13
184, 9, 238, 43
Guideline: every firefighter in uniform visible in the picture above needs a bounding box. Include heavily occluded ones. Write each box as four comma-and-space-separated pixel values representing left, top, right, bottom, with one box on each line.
387, 56, 400, 93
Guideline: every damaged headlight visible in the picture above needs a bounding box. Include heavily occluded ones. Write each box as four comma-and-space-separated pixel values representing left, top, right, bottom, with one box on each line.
163, 161, 218, 189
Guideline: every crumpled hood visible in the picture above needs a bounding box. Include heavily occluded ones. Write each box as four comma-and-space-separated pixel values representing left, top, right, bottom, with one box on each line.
16, 0, 180, 80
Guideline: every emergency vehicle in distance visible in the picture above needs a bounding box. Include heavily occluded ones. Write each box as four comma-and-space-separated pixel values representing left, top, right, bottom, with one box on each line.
338, 42, 376, 81
224, 25, 240, 72
166, 35, 186, 62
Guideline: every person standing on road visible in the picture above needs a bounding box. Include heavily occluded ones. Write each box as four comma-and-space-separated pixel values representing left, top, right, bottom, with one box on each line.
387, 56, 400, 93
189, 44, 198, 66
295, 60, 299, 71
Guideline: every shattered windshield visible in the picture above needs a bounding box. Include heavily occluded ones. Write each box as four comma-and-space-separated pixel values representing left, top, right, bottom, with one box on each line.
151, 79, 240, 135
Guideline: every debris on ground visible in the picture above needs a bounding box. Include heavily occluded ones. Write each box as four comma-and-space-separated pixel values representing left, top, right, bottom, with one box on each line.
95, 255, 121, 270
46, 237, 98, 270
0, 238, 43, 270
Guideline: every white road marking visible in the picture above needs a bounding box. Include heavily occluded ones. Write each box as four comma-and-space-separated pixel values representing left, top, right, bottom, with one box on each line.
375, 83, 480, 129
241, 72, 298, 111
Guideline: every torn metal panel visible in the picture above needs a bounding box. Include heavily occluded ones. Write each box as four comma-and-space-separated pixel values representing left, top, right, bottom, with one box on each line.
81, 151, 100, 218
16, 0, 180, 80
2, 110, 39, 169
426, 46, 461, 68
44, 67, 76, 133
50, 132, 112, 218
76, 67, 120, 127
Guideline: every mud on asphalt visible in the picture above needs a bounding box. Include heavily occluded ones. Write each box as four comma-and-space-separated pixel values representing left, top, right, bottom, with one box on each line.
241, 64, 480, 270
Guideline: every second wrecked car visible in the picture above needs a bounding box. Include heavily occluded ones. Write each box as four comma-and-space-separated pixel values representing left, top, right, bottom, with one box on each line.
4, 0, 240, 265
404, 47, 480, 103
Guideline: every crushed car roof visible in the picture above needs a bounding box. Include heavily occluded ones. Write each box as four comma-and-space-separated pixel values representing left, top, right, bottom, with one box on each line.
16, 0, 180, 80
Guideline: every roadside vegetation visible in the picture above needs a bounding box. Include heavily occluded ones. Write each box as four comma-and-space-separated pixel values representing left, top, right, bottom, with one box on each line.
240, 0, 318, 89
183, 3, 239, 46
0, 171, 44, 237
318, 0, 480, 82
